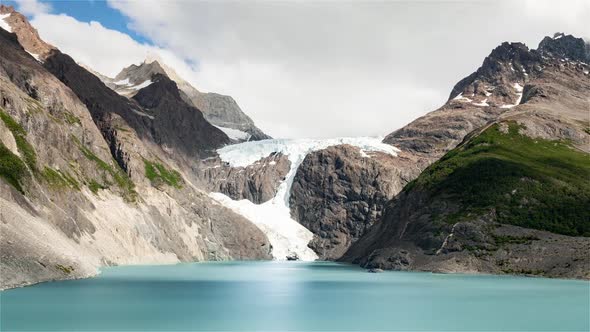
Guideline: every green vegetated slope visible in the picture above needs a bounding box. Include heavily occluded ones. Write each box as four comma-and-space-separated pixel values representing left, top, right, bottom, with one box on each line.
408, 121, 590, 236
0, 108, 35, 193
143, 158, 183, 188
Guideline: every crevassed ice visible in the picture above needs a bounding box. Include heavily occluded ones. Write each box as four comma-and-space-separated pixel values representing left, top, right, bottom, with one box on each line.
214, 125, 251, 141
210, 137, 399, 261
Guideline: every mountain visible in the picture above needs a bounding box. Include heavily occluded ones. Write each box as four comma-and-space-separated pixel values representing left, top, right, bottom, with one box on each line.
340, 34, 590, 278
0, 5, 53, 60
286, 34, 590, 270
98, 56, 271, 142
1, 2, 588, 285
0, 6, 270, 290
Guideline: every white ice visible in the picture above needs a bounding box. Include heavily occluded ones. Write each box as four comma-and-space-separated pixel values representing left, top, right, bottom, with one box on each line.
210, 137, 399, 261
131, 80, 152, 90
114, 78, 131, 86
214, 125, 251, 141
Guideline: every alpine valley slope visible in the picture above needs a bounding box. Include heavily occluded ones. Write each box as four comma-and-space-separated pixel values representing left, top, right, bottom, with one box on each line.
341, 33, 590, 279
0, 5, 270, 290
1, 2, 588, 284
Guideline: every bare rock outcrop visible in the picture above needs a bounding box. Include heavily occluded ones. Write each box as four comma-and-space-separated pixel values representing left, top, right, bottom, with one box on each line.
290, 145, 420, 259
0, 5, 54, 58
195, 152, 290, 204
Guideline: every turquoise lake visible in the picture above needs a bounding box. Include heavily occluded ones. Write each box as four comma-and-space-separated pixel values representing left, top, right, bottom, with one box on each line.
1, 261, 589, 331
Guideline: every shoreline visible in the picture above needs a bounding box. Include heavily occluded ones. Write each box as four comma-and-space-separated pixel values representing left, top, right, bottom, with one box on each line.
2, 259, 588, 291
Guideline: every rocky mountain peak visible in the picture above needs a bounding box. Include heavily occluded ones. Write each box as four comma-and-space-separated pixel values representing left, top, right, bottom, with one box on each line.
114, 60, 167, 85
0, 5, 54, 60
446, 41, 538, 107
538, 32, 590, 63
132, 73, 182, 108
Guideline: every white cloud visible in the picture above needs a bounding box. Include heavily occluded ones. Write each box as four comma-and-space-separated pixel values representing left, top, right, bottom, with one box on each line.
18, 1, 590, 138
13, 0, 52, 16
522, 0, 590, 40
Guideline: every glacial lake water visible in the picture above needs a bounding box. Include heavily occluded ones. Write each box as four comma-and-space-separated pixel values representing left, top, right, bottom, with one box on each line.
1, 261, 589, 331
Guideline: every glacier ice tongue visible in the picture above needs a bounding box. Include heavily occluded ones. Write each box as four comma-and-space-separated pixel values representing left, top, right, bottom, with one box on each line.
210, 137, 399, 261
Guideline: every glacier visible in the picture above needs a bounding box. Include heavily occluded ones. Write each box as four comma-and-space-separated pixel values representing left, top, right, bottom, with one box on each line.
209, 137, 399, 261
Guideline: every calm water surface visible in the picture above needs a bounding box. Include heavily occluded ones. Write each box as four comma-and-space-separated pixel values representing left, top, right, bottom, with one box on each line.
1, 261, 589, 331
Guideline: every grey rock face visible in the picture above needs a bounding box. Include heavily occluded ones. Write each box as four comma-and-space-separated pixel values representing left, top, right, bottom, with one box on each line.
189, 91, 271, 141
538, 33, 590, 63
289, 145, 420, 260
195, 152, 290, 204
385, 42, 540, 158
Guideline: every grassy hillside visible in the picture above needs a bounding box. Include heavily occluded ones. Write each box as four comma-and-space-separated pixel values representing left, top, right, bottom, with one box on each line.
408, 121, 590, 236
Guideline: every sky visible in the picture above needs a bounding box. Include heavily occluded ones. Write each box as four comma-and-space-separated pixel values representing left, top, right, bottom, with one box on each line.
3, 0, 590, 139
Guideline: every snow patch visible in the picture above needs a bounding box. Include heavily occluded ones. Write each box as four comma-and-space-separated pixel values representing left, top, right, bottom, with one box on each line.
452, 93, 473, 103
500, 83, 524, 109
212, 137, 399, 260
26, 50, 41, 62
114, 78, 131, 86
209, 192, 317, 261
214, 125, 251, 141
130, 80, 152, 90
472, 98, 489, 107
130, 108, 154, 119
0, 13, 12, 33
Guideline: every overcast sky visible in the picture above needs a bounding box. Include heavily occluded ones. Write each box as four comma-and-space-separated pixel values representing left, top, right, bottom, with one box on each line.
10, 0, 590, 138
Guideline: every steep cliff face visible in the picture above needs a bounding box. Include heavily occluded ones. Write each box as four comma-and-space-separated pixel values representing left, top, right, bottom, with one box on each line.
43, 51, 229, 163
0, 13, 271, 290
290, 146, 420, 259
189, 91, 271, 141
196, 152, 290, 204
342, 35, 590, 278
